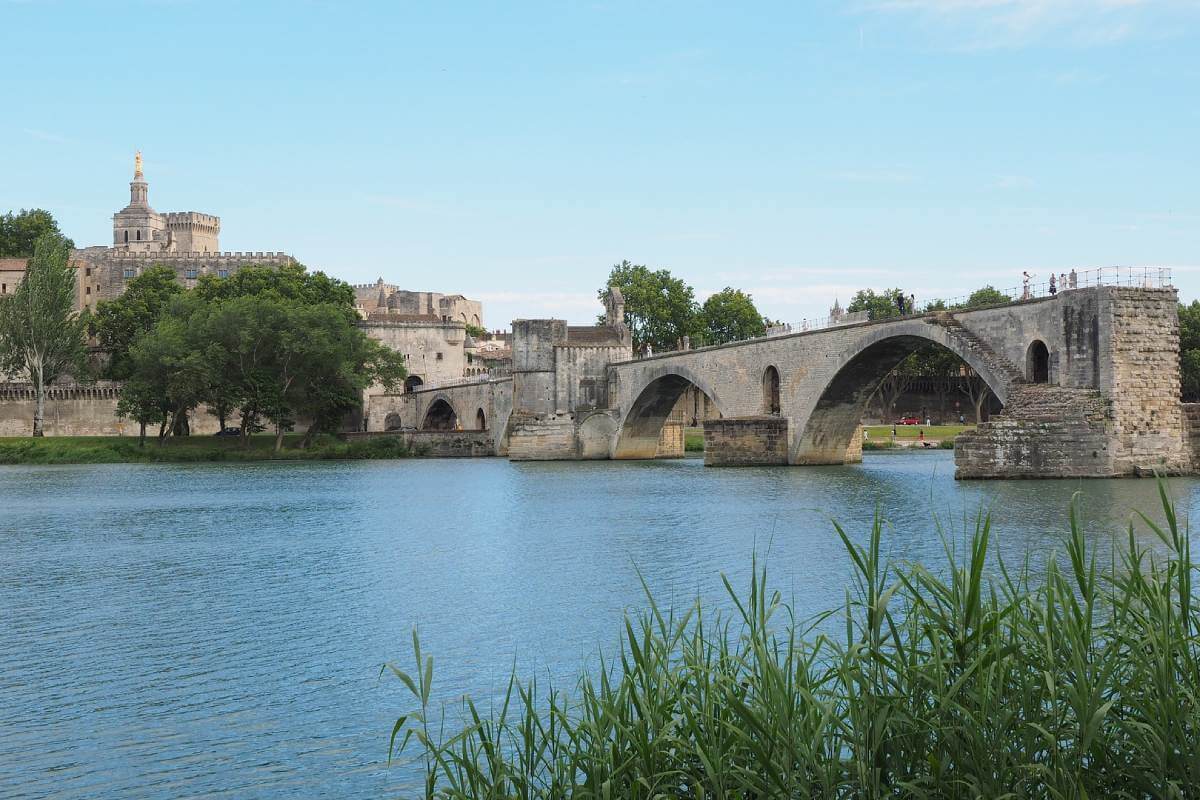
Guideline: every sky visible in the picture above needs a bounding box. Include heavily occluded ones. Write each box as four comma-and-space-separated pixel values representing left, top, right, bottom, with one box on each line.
2, 0, 1198, 326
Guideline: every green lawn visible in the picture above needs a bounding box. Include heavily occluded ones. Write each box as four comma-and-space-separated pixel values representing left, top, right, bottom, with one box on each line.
863, 424, 973, 441
0, 433, 420, 464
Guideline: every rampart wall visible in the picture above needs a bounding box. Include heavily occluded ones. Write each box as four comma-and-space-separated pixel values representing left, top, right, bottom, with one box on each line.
0, 385, 222, 437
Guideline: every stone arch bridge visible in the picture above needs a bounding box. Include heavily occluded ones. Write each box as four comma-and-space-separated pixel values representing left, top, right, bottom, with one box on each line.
368, 286, 1193, 478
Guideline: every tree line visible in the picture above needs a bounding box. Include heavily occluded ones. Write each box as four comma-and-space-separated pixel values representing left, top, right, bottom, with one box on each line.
600, 260, 772, 352
0, 231, 405, 446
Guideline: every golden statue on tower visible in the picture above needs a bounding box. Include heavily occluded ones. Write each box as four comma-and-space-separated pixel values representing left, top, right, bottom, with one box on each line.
134, 150, 143, 179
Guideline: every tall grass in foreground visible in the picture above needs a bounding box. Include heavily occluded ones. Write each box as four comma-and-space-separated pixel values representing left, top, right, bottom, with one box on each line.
386, 485, 1199, 798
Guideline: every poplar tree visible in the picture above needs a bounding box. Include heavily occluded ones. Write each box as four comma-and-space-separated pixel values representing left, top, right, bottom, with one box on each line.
0, 233, 89, 436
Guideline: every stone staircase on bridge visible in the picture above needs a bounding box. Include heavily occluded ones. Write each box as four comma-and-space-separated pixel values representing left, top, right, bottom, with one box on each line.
955, 384, 1117, 478
926, 312, 1026, 393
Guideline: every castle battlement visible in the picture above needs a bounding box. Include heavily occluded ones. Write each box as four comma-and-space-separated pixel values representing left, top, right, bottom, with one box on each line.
164, 211, 220, 227
105, 250, 293, 262
352, 282, 400, 291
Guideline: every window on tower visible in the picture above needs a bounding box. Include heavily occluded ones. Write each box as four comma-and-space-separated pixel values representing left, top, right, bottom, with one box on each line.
124, 230, 129, 243
136, 230, 141, 241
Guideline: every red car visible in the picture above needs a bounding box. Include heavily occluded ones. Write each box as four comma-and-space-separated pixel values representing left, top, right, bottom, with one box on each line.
896, 416, 920, 425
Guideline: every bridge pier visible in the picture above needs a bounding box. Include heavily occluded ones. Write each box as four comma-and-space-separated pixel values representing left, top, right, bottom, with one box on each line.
703, 417, 789, 466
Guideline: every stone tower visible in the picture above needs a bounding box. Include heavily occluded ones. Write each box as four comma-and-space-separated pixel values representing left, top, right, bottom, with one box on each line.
112, 151, 166, 251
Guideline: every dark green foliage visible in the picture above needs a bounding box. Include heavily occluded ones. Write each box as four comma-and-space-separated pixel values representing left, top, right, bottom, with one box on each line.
600, 261, 700, 352
94, 265, 184, 380
0, 208, 73, 256
848, 287, 906, 320
192, 262, 356, 316
959, 285, 1009, 309
1179, 301, 1200, 401
698, 287, 766, 345
113, 265, 405, 449
0, 433, 422, 464
387, 487, 1200, 798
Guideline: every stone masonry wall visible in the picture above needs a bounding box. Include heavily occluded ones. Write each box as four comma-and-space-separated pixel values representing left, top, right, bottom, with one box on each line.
341, 430, 494, 457
955, 387, 1117, 478
704, 417, 789, 466
1102, 288, 1188, 473
0, 385, 222, 437
507, 413, 577, 460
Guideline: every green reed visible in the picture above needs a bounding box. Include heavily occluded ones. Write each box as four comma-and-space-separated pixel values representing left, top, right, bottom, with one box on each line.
385, 483, 1199, 798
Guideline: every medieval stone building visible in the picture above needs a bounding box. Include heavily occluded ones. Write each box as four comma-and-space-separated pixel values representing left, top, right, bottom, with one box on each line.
352, 278, 482, 327
63, 152, 294, 311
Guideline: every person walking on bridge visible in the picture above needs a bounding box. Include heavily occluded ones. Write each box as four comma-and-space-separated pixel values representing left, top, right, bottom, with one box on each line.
895, 293, 906, 315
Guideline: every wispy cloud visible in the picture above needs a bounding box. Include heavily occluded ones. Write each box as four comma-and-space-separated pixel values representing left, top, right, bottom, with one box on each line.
864, 0, 1200, 49
835, 168, 917, 183
23, 128, 69, 144
993, 174, 1035, 189
476, 290, 598, 312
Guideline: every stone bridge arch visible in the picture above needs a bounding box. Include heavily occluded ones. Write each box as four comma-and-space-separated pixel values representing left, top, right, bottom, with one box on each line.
790, 317, 1020, 464
612, 365, 726, 459
420, 394, 460, 431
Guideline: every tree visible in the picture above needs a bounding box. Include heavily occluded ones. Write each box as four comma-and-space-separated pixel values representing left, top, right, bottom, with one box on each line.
1179, 300, 1200, 401
848, 288, 905, 321
958, 370, 992, 424
94, 265, 183, 379
188, 294, 406, 451
281, 307, 407, 448
193, 262, 356, 315
699, 288, 766, 345
0, 233, 89, 435
118, 299, 210, 444
0, 209, 73, 256
115, 369, 167, 446
600, 261, 699, 352
959, 286, 1009, 309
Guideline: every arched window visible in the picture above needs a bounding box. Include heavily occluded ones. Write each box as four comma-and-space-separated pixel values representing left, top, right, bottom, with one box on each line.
1027, 340, 1050, 384
136, 230, 141, 241
476, 408, 487, 430
404, 375, 424, 393
762, 365, 781, 415
123, 230, 129, 243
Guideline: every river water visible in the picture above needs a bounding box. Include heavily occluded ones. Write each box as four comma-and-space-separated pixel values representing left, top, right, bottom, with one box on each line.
2, 451, 1197, 798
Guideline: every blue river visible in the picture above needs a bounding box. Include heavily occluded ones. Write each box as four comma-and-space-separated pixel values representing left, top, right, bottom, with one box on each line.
2, 451, 1196, 798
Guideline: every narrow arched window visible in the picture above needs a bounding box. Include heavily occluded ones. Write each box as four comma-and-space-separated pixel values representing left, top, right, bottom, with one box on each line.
1027, 341, 1050, 383
124, 230, 129, 243
763, 366, 781, 415
136, 230, 141, 241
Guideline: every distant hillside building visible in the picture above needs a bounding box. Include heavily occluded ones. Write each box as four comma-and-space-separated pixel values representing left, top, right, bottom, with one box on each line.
353, 278, 482, 327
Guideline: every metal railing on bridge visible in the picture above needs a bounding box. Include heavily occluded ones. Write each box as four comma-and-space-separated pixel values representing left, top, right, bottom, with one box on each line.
635, 265, 1175, 358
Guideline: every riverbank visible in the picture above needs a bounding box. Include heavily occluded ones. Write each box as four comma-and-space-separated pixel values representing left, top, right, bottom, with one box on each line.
684, 424, 972, 453
0, 434, 421, 464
